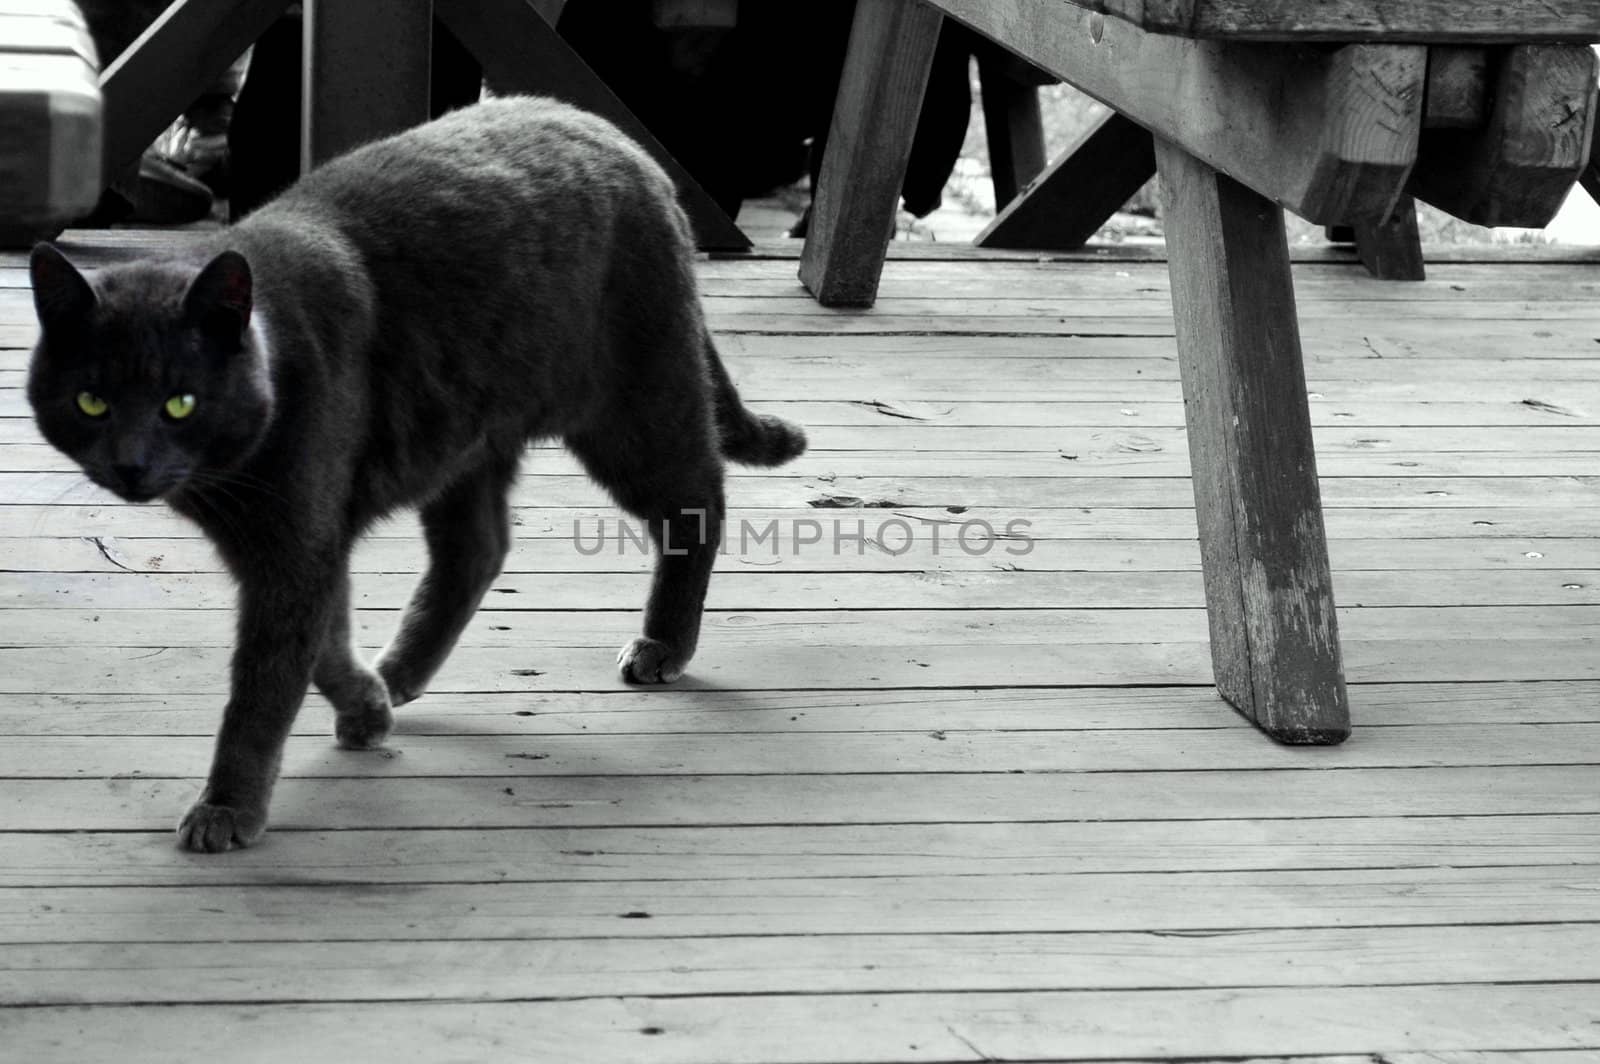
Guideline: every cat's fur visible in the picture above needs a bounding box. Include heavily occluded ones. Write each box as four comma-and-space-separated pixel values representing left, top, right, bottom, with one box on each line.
27, 97, 806, 853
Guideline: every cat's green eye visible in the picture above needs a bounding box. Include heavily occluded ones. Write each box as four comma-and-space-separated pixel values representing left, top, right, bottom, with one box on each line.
164, 393, 197, 420
76, 392, 108, 418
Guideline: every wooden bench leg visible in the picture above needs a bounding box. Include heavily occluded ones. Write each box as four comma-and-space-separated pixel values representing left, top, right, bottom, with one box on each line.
1354, 194, 1426, 281
976, 51, 1047, 208
977, 111, 1155, 250
799, 0, 942, 307
1154, 137, 1351, 746
302, 0, 433, 168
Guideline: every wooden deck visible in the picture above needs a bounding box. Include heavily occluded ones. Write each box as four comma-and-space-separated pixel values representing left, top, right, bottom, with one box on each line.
2, 230, 1600, 1060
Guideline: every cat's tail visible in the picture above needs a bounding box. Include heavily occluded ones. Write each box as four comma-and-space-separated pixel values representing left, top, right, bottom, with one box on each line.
706, 335, 808, 467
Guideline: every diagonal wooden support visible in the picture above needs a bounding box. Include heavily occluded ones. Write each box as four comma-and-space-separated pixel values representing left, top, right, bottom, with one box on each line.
302, 0, 433, 168
928, 0, 1426, 225
100, 0, 293, 186
1353, 194, 1425, 281
1584, 156, 1600, 205
1411, 44, 1599, 227
1154, 137, 1350, 745
433, 0, 749, 251
977, 111, 1156, 250
798, 0, 943, 307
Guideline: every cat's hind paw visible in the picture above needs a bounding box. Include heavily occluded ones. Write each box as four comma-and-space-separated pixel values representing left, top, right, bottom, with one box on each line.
177, 799, 264, 853
617, 636, 686, 684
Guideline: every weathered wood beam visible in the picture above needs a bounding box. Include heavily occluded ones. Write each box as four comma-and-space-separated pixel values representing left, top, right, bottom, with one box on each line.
1424, 46, 1488, 129
976, 111, 1155, 250
926, 0, 1425, 224
302, 0, 432, 168
1069, 0, 1600, 43
1582, 157, 1600, 207
433, 0, 750, 251
1354, 194, 1425, 281
1154, 136, 1350, 745
1411, 44, 1599, 228
100, 0, 292, 183
799, 0, 943, 306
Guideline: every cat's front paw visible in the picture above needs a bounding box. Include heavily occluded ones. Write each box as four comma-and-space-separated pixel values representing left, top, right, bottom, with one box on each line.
375, 656, 425, 707
617, 636, 687, 684
177, 798, 265, 853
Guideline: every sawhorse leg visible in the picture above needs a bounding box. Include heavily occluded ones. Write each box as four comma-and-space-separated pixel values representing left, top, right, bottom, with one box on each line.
1155, 138, 1351, 745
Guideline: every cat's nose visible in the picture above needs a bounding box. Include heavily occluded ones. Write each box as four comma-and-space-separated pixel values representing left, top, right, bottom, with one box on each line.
111, 462, 146, 492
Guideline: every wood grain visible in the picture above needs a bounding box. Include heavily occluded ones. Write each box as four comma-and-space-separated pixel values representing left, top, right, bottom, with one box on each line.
4, 230, 1599, 1059
798, 0, 943, 306
926, 1, 1426, 223
1412, 44, 1600, 226
1156, 140, 1348, 742
1070, 0, 1600, 42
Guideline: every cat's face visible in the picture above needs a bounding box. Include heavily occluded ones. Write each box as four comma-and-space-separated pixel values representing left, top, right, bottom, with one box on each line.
27, 246, 274, 503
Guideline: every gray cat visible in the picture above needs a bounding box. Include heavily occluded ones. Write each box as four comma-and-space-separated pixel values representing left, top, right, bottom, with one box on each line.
26, 97, 806, 852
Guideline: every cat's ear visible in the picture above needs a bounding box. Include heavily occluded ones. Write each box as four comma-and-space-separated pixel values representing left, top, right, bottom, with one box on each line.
184, 251, 253, 342
29, 243, 96, 329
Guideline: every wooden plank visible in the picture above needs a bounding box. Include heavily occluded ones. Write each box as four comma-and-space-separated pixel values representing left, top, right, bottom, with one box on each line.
6, 764, 1597, 830
1069, 0, 1600, 43
4, 720, 1595, 779
100, 0, 291, 180
8, 500, 1600, 542
798, 0, 943, 306
0, 635, 1597, 691
1412, 44, 1600, 227
6, 568, 1599, 612
6, 923, 1600, 1003
976, 111, 1157, 250
3, 865, 1598, 942
301, 0, 431, 168
9, 601, 1600, 647
1581, 153, 1600, 206
3, 681, 1597, 739
17, 421, 1600, 459
431, 0, 750, 251
1156, 140, 1348, 743
4, 472, 1598, 509
3, 985, 1599, 1061
927, 1, 1426, 224
6, 529, 1596, 574
15, 443, 1600, 478
1354, 194, 1426, 281
5, 813, 1599, 887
